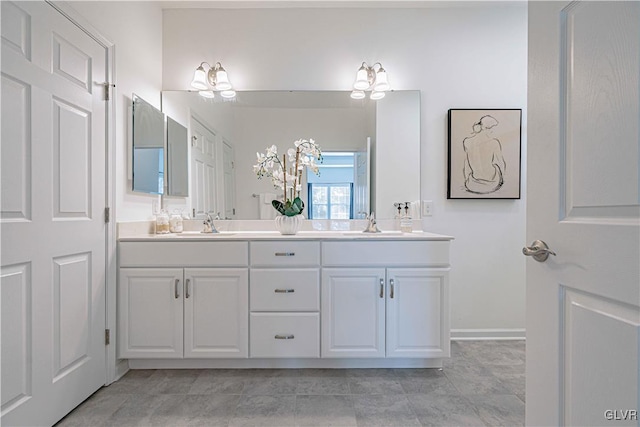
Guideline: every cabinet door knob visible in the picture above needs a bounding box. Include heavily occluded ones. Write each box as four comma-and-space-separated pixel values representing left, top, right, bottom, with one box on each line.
174, 279, 180, 299
185, 278, 191, 299
390, 278, 395, 299
379, 278, 384, 298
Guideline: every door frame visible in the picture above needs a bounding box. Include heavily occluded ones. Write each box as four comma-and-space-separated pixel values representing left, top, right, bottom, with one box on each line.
46, 1, 121, 384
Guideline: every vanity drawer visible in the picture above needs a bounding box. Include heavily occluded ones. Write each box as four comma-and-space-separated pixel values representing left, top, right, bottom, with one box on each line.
119, 241, 248, 267
250, 241, 320, 267
250, 269, 319, 311
322, 241, 450, 267
250, 313, 319, 358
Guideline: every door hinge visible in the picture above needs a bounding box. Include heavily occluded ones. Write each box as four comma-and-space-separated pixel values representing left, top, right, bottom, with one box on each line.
101, 82, 115, 101
105, 329, 111, 345
104, 207, 110, 223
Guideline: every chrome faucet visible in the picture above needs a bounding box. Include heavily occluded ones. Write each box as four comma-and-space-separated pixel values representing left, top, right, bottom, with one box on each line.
202, 212, 219, 233
363, 212, 381, 233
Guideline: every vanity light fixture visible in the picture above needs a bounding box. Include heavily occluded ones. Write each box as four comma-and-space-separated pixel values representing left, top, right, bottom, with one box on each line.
190, 62, 236, 98
350, 62, 390, 100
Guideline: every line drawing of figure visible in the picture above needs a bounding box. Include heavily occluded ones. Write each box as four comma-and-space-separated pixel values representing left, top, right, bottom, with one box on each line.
462, 115, 507, 194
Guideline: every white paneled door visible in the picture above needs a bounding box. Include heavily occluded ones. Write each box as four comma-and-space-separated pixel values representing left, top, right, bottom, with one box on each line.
1, 2, 108, 425
527, 2, 639, 426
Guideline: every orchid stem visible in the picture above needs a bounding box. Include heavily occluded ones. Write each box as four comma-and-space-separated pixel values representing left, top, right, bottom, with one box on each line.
283, 154, 287, 203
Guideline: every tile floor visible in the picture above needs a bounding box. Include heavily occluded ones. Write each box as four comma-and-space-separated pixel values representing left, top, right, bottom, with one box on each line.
56, 340, 525, 427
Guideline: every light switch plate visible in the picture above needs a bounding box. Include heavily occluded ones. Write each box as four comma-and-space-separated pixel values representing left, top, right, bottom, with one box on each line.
422, 200, 433, 216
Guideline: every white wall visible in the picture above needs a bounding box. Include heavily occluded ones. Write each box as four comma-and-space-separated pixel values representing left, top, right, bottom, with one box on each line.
163, 4, 527, 334
70, 1, 164, 221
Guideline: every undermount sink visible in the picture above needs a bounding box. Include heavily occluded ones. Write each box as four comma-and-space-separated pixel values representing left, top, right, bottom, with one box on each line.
165, 231, 235, 237
341, 230, 404, 236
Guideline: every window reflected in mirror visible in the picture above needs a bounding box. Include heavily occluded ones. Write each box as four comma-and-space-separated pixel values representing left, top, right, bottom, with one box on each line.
307, 152, 367, 219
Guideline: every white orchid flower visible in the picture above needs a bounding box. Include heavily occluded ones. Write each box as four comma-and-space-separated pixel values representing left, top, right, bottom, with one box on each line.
266, 145, 277, 157
287, 148, 297, 162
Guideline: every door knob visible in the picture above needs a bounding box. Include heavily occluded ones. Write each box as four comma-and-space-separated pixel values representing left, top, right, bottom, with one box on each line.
523, 240, 556, 262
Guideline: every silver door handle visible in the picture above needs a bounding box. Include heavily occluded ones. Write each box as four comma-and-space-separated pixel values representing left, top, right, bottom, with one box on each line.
174, 279, 180, 299
274, 334, 295, 340
379, 278, 384, 298
523, 240, 556, 262
185, 278, 191, 299
275, 252, 295, 257
274, 288, 295, 293
390, 279, 395, 299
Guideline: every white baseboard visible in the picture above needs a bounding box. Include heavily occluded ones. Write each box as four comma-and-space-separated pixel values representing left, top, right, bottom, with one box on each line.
108, 359, 130, 384
451, 328, 525, 340
128, 358, 444, 370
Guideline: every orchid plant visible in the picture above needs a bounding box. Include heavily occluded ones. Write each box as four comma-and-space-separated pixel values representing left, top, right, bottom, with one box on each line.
253, 139, 322, 217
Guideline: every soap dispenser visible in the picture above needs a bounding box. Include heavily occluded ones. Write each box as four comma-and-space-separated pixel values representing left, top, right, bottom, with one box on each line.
400, 202, 413, 233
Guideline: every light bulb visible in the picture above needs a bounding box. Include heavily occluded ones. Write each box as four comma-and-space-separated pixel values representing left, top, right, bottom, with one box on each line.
370, 91, 386, 100
215, 69, 232, 91
353, 65, 371, 90
199, 90, 215, 98
190, 65, 208, 90
350, 90, 366, 100
373, 67, 390, 91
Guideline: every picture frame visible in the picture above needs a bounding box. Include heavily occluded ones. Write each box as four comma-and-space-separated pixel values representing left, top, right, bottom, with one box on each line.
447, 108, 522, 199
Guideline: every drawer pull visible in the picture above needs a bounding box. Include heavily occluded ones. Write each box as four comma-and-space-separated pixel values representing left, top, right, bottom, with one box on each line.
174, 279, 180, 299
379, 278, 384, 298
275, 252, 295, 257
274, 288, 295, 293
390, 278, 395, 299
274, 334, 295, 340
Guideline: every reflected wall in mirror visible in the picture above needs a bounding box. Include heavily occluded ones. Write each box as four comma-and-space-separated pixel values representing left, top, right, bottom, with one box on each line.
132, 94, 165, 194
161, 90, 420, 219
167, 117, 189, 197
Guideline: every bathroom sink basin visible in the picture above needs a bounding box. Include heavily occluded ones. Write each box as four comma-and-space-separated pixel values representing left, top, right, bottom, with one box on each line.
167, 231, 235, 237
341, 230, 404, 236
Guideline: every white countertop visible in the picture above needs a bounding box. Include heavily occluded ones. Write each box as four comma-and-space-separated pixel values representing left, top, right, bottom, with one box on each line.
118, 230, 454, 242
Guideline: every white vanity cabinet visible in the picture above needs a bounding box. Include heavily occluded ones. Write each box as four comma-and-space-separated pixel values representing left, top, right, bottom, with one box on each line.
321, 241, 450, 359
118, 242, 249, 359
117, 233, 452, 368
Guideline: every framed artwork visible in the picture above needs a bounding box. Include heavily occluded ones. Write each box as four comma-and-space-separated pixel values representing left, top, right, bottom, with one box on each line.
447, 108, 522, 199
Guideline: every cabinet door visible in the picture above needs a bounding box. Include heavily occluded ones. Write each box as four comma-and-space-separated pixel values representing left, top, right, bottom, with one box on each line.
386, 268, 450, 358
184, 268, 248, 358
321, 268, 386, 358
118, 268, 183, 358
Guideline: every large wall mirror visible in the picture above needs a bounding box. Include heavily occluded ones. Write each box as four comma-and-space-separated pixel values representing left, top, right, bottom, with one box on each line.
161, 90, 420, 219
